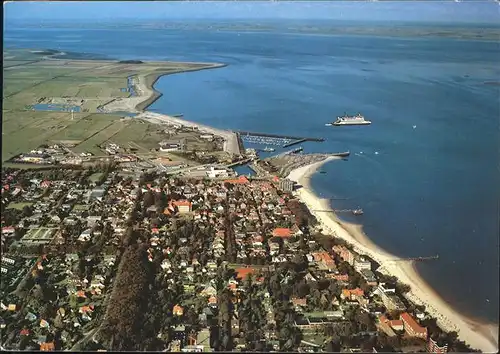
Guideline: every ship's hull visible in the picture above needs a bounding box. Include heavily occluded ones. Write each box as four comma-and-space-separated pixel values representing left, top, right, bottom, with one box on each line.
333, 121, 371, 126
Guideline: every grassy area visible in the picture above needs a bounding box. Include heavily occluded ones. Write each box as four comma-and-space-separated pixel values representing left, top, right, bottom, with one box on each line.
2, 49, 223, 163
3, 78, 45, 97
72, 120, 128, 155
1, 163, 54, 170
88, 173, 103, 182
1, 110, 90, 161
301, 333, 326, 346
49, 114, 119, 141
7, 202, 33, 210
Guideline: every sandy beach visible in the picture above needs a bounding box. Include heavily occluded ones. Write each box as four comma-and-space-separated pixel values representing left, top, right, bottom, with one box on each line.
287, 158, 498, 353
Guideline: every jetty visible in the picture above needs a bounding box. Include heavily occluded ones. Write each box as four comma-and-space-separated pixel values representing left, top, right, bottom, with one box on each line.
388, 255, 440, 262
238, 130, 324, 147
283, 138, 307, 148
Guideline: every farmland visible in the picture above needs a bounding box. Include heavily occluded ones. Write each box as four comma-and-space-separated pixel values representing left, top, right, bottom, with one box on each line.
2, 49, 223, 162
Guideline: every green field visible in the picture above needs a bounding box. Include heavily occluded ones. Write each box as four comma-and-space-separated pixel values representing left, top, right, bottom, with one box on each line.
72, 120, 128, 155
2, 49, 221, 162
88, 173, 103, 182
7, 202, 33, 210
1, 110, 106, 161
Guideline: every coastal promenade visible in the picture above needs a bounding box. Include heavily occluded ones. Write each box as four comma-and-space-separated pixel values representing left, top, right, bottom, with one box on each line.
287, 159, 498, 353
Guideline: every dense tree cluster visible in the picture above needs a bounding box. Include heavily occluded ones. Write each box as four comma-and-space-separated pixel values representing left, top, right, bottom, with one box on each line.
286, 199, 317, 228
99, 244, 153, 351
237, 277, 267, 350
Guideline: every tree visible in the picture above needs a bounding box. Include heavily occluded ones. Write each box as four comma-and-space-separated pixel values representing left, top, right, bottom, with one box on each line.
296, 283, 310, 298
325, 340, 341, 352
143, 191, 154, 208
22, 205, 33, 217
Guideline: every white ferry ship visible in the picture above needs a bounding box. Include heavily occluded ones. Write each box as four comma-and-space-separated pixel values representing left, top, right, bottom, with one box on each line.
326, 113, 372, 126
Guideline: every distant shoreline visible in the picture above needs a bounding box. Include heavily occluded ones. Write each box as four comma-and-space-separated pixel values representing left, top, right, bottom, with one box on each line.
287, 158, 499, 353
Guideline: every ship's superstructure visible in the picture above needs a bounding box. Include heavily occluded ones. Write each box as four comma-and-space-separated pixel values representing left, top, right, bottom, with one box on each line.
326, 113, 372, 126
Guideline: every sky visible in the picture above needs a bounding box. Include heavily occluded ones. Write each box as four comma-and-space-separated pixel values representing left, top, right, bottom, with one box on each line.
3, 1, 500, 23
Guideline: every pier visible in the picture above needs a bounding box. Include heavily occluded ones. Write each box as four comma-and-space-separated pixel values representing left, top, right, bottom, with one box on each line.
388, 255, 440, 262
238, 130, 324, 147
313, 209, 359, 213
236, 133, 245, 156
275, 147, 304, 158
282, 138, 307, 148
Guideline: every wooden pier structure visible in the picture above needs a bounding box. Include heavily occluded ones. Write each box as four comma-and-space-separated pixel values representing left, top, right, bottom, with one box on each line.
313, 209, 359, 213
387, 255, 439, 262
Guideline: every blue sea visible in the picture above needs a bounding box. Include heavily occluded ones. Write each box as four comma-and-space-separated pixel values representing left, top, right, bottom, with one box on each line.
4, 18, 499, 327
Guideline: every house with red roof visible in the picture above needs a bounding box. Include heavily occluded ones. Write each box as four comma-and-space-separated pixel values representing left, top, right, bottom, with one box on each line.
173, 304, 184, 316
235, 267, 255, 281
172, 200, 192, 213
291, 297, 307, 308
208, 295, 217, 306
2, 226, 15, 235
377, 315, 397, 337
40, 342, 55, 351
223, 175, 249, 185
326, 273, 349, 282
388, 319, 404, 331
400, 312, 428, 339
272, 228, 292, 238
79, 305, 94, 314
311, 251, 336, 269
341, 288, 367, 305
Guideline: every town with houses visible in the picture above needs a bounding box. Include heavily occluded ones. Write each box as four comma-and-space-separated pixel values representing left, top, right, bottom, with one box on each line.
0, 134, 475, 353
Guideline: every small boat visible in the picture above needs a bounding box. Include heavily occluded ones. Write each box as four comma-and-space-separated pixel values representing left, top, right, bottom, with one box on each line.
263, 147, 275, 152
413, 125, 417, 129
352, 208, 364, 216
319, 171, 327, 174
